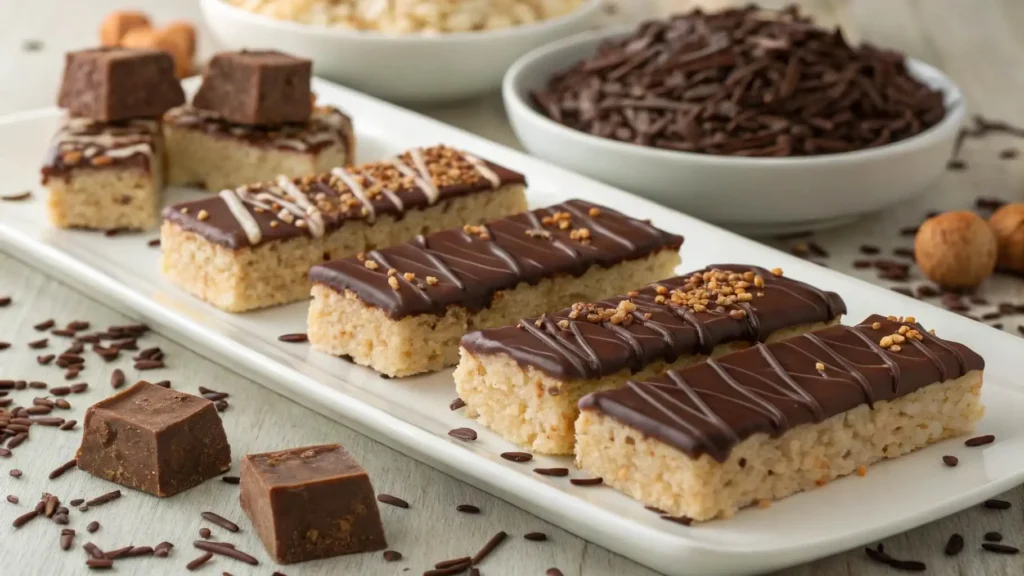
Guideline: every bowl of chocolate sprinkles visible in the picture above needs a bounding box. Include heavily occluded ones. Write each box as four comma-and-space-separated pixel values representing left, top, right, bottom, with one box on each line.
503, 6, 964, 233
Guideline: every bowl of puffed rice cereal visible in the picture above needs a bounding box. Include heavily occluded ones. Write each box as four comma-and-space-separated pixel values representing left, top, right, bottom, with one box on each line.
201, 0, 603, 102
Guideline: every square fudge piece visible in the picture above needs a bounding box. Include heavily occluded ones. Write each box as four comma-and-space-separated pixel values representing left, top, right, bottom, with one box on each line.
58, 47, 185, 122
42, 116, 164, 230
193, 50, 312, 126
240, 444, 387, 563
163, 104, 354, 192
76, 381, 231, 497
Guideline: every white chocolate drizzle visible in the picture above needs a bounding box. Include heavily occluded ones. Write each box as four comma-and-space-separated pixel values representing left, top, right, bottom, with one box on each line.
389, 153, 439, 205
219, 189, 263, 245
275, 175, 325, 238
330, 167, 376, 223
461, 152, 501, 188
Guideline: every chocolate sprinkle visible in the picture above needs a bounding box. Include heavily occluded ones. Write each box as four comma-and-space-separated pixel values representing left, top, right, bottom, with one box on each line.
500, 451, 533, 463
985, 531, 1003, 542
942, 455, 959, 467
376, 494, 409, 509
944, 533, 964, 556
524, 532, 548, 541
448, 427, 477, 441
186, 552, 213, 570
110, 369, 125, 389
546, 569, 564, 576
449, 398, 466, 411
456, 504, 481, 514
383, 550, 403, 561
277, 333, 308, 343
569, 477, 603, 486
201, 511, 240, 532
86, 558, 113, 569
6, 495, 18, 504
193, 541, 259, 565
87, 521, 100, 533
221, 475, 240, 485
981, 543, 1019, 555
1, 191, 32, 201
61, 528, 75, 551
661, 515, 694, 526
199, 527, 212, 539
471, 531, 507, 565
864, 546, 926, 572
533, 467, 569, 477
12, 509, 38, 528
48, 458, 78, 479
966, 434, 995, 447
983, 499, 1011, 510
85, 489, 121, 507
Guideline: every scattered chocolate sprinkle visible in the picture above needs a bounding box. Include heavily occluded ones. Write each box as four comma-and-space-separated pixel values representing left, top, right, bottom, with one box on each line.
1, 191, 32, 201
983, 499, 1011, 510
87, 521, 100, 533
277, 333, 308, 343
7, 433, 27, 448
187, 552, 214, 570
10, 469, 22, 478
6, 495, 18, 504
193, 541, 259, 565
59, 419, 78, 430
383, 550, 403, 561
55, 398, 71, 409
37, 354, 55, 365
852, 260, 872, 269
533, 467, 569, 477
201, 511, 240, 532
153, 380, 171, 388
942, 455, 958, 467
966, 434, 995, 447
0, 296, 10, 307
500, 451, 533, 463
103, 228, 126, 237
985, 531, 1003, 542
203, 391, 229, 401
449, 398, 466, 411
976, 196, 1008, 211
85, 490, 121, 507
49, 458, 77, 479
86, 558, 113, 569
0, 342, 9, 350
524, 532, 547, 541
70, 382, 89, 393
377, 494, 409, 508
110, 369, 125, 389
69, 499, 84, 506
424, 563, 471, 576
105, 545, 133, 559
864, 546, 926, 572
448, 427, 477, 441
147, 238, 161, 247
199, 527, 212, 539
34, 319, 55, 331
134, 360, 164, 370
28, 338, 48, 349
981, 543, 1019, 555
546, 569, 564, 576
221, 476, 240, 485
435, 557, 471, 569
999, 148, 1019, 160
456, 504, 480, 514
947, 159, 967, 171
12, 509, 38, 528
0, 448, 11, 457
570, 477, 603, 486
61, 528, 75, 550
860, 245, 881, 255
215, 400, 228, 412
471, 531, 507, 565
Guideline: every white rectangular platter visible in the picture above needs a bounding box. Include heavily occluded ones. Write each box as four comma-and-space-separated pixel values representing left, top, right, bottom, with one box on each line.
2, 78, 1023, 576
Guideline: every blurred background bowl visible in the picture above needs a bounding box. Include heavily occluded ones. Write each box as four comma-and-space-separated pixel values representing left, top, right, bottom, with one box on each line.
200, 0, 603, 103
503, 27, 966, 235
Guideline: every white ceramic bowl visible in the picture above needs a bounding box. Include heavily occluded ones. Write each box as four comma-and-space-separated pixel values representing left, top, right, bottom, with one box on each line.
200, 0, 603, 103
503, 28, 966, 234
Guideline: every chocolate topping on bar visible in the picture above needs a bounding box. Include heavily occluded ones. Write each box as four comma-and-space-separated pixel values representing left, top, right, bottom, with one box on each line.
164, 105, 354, 160
41, 117, 159, 183
58, 47, 185, 122
579, 315, 983, 462
162, 145, 525, 249
461, 265, 845, 380
310, 200, 684, 319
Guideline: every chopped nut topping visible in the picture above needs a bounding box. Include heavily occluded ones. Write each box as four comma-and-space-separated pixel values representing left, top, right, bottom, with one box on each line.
535, 318, 544, 327
588, 207, 601, 217
62, 150, 83, 164
815, 362, 825, 372
879, 336, 893, 348
462, 224, 491, 240
905, 316, 916, 323
557, 320, 569, 330
770, 267, 783, 277
90, 155, 113, 166
890, 344, 902, 353
387, 276, 400, 290
569, 227, 592, 243
364, 260, 379, 270
425, 276, 439, 286
525, 228, 551, 239
728, 309, 747, 320
179, 207, 189, 214
871, 322, 881, 330
403, 272, 415, 282
387, 268, 398, 277
356, 252, 366, 261
270, 221, 279, 228
197, 209, 209, 221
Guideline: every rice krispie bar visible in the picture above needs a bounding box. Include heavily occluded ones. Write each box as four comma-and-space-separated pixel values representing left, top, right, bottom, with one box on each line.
575, 314, 985, 522
308, 200, 684, 377
161, 145, 527, 312
455, 265, 846, 455
164, 105, 355, 192
42, 116, 164, 230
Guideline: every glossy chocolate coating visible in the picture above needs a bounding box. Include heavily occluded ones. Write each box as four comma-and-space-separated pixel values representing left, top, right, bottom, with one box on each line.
461, 265, 845, 380
162, 145, 526, 249
579, 315, 984, 462
310, 199, 684, 319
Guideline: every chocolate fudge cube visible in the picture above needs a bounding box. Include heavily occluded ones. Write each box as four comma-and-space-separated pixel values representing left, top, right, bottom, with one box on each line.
76, 381, 231, 497
193, 50, 312, 126
240, 444, 386, 563
58, 47, 185, 122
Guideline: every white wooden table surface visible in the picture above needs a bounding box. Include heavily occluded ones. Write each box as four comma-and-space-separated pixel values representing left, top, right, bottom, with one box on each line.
2, 1, 1024, 575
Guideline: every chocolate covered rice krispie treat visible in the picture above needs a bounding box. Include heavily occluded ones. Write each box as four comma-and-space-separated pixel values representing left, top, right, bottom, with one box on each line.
455, 265, 846, 454
161, 145, 528, 312
164, 105, 355, 192
575, 315, 985, 521
307, 200, 684, 377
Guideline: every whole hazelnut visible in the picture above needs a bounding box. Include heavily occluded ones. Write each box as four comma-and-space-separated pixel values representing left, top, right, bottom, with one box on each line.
989, 203, 1024, 273
914, 211, 997, 289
